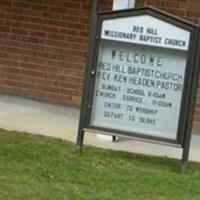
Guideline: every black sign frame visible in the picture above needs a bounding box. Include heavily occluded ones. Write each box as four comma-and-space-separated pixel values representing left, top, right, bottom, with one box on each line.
76, 3, 200, 170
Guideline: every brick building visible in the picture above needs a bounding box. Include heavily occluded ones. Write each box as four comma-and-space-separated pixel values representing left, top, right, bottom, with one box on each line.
0, 0, 200, 129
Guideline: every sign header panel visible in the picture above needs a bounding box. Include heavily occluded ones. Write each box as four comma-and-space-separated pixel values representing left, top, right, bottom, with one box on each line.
101, 15, 190, 50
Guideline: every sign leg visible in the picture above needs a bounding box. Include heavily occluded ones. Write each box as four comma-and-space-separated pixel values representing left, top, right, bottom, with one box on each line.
112, 136, 118, 141
181, 148, 189, 172
76, 130, 85, 152
181, 135, 191, 172
75, 0, 99, 152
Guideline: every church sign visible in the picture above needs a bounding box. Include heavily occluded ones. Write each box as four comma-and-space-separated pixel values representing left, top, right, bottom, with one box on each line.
77, 6, 200, 169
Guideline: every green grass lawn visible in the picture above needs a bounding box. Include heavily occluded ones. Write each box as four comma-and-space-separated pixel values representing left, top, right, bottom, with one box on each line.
0, 129, 200, 200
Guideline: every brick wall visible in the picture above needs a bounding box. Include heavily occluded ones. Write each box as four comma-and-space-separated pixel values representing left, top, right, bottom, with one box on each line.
0, 0, 112, 107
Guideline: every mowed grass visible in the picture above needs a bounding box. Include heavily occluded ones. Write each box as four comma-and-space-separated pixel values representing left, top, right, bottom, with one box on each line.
0, 129, 200, 200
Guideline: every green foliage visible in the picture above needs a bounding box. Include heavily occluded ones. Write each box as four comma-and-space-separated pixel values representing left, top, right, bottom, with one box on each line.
0, 129, 200, 200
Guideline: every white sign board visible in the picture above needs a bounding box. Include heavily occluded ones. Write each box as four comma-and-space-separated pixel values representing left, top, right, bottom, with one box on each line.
90, 15, 190, 140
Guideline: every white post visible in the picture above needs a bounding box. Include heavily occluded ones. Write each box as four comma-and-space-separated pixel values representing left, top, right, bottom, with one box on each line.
97, 0, 135, 142
112, 0, 135, 10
